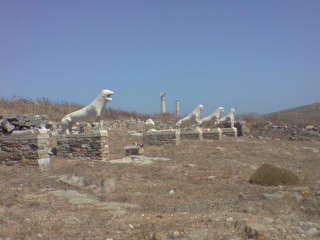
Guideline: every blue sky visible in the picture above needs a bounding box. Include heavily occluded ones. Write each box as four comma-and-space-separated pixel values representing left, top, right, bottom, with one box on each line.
0, 0, 319, 116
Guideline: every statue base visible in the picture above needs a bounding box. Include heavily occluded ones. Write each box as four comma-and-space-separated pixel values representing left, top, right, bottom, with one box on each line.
0, 131, 50, 167
221, 127, 238, 137
202, 128, 222, 140
143, 129, 180, 146
180, 129, 203, 141
57, 130, 109, 160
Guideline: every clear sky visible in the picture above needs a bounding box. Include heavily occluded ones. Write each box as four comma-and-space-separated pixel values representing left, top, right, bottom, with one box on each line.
1, 0, 319, 116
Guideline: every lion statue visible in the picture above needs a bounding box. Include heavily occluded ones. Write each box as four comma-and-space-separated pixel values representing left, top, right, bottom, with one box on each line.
219, 108, 235, 128
200, 107, 224, 127
60, 89, 113, 134
176, 104, 204, 129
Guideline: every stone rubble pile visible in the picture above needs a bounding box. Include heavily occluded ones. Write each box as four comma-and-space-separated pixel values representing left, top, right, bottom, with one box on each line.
252, 121, 289, 133
290, 125, 320, 141
252, 121, 320, 141
0, 114, 50, 135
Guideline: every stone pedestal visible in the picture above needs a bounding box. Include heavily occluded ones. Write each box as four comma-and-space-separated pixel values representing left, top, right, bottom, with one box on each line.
57, 130, 109, 160
124, 145, 144, 156
180, 129, 203, 141
0, 130, 50, 166
202, 128, 222, 140
143, 130, 180, 146
221, 127, 237, 137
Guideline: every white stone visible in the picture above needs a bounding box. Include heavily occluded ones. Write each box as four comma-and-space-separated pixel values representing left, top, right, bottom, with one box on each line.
176, 104, 204, 128
60, 89, 113, 134
219, 108, 235, 127
201, 107, 224, 126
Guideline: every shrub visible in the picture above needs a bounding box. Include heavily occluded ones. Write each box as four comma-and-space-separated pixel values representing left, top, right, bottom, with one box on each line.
249, 164, 299, 186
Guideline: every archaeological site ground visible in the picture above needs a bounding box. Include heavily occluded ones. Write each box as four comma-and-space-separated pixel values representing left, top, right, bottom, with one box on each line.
0, 98, 320, 240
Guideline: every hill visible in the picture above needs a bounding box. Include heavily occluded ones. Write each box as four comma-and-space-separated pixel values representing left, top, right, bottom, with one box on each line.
262, 102, 320, 125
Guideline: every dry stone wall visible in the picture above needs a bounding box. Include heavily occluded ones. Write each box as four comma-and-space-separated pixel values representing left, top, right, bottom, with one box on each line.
56, 130, 109, 160
0, 130, 50, 166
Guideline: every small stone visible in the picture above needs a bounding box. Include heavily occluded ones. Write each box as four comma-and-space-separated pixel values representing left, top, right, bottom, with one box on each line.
152, 232, 167, 240
169, 189, 175, 195
207, 176, 216, 179
128, 224, 134, 229
305, 228, 318, 236
172, 230, 180, 237
226, 217, 233, 222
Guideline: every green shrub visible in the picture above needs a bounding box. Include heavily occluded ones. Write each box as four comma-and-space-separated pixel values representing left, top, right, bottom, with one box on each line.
249, 164, 299, 186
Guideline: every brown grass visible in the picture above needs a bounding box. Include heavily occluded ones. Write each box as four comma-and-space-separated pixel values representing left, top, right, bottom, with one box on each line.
0, 97, 151, 121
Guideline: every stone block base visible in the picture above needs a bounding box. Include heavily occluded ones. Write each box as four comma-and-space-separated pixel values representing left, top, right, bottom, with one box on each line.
57, 130, 109, 160
124, 145, 144, 156
221, 127, 237, 137
143, 130, 180, 146
202, 128, 222, 140
180, 129, 203, 141
0, 130, 50, 166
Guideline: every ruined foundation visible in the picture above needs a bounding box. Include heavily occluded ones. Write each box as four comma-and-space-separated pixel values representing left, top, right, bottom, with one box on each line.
56, 130, 109, 160
0, 130, 50, 166
202, 128, 222, 140
143, 130, 180, 146
180, 129, 203, 141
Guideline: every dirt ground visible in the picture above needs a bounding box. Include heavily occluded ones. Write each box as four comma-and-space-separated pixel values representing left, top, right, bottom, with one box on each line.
0, 129, 320, 240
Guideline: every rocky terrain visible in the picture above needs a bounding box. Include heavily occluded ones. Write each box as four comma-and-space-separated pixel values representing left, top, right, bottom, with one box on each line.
1, 127, 320, 240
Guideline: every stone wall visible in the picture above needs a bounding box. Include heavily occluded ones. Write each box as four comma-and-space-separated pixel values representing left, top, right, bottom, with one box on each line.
56, 130, 109, 160
0, 130, 50, 166
290, 127, 320, 141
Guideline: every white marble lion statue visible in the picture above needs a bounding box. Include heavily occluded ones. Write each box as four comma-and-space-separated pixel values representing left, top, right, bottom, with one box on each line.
200, 107, 224, 126
176, 104, 204, 129
219, 108, 235, 128
60, 89, 113, 134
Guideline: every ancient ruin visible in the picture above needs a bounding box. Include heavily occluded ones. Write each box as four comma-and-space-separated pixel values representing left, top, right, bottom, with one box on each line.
201, 107, 224, 127
0, 129, 50, 166
60, 89, 113, 134
176, 104, 204, 129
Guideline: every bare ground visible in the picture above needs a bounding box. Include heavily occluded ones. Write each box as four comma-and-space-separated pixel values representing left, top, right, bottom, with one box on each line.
0, 130, 320, 240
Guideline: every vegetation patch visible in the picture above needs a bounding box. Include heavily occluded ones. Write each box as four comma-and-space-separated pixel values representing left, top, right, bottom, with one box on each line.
249, 164, 299, 186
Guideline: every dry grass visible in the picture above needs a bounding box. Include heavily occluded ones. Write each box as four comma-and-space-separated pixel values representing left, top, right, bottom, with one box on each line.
1, 129, 320, 239
0, 97, 151, 121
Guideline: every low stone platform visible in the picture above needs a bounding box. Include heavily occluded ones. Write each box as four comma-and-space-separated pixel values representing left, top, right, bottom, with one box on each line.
57, 130, 109, 160
143, 130, 180, 146
221, 127, 238, 137
0, 130, 50, 166
202, 128, 222, 140
124, 145, 144, 156
180, 129, 203, 141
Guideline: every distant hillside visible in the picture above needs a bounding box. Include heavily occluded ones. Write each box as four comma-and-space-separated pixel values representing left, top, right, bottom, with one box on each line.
263, 102, 320, 125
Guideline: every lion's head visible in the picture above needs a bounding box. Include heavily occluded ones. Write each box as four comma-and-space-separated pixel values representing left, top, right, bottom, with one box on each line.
101, 89, 113, 102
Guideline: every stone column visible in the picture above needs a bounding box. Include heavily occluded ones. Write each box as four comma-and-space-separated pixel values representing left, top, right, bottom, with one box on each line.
175, 100, 180, 117
160, 92, 166, 114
